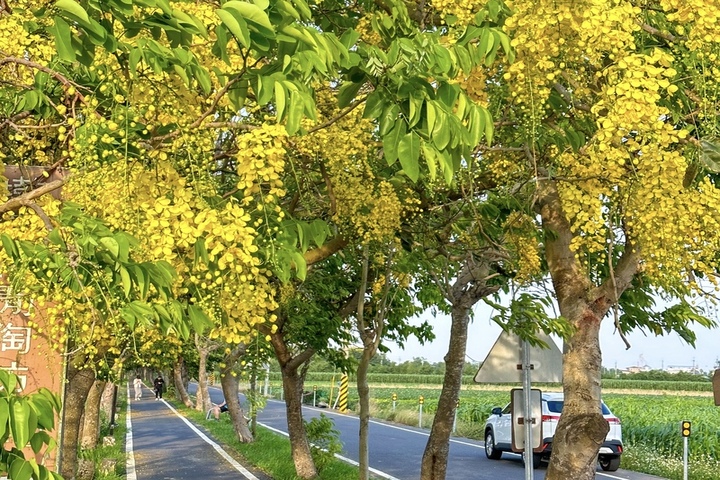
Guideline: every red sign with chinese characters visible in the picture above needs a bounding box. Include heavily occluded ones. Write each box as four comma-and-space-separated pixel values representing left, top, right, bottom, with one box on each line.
3, 165, 66, 199
0, 286, 63, 468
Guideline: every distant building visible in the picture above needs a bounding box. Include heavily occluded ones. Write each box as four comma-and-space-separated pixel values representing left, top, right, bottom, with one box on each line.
621, 365, 652, 374
665, 365, 701, 375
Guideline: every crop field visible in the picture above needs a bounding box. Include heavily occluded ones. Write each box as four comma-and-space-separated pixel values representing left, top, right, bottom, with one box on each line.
279, 379, 720, 480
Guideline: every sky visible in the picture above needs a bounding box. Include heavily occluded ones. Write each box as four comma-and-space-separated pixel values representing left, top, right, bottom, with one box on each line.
386, 300, 720, 372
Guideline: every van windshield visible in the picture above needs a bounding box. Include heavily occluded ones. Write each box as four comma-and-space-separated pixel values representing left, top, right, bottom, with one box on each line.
546, 400, 611, 415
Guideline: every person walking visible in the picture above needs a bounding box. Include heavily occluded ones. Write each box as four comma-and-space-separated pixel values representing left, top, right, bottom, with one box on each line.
153, 375, 165, 400
133, 375, 143, 400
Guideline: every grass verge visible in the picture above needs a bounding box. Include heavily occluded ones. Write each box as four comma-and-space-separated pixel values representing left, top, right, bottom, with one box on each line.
177, 402, 364, 480
79, 396, 127, 480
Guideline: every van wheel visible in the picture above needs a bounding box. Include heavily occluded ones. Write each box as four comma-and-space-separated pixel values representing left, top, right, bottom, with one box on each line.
485, 431, 502, 460
599, 456, 621, 471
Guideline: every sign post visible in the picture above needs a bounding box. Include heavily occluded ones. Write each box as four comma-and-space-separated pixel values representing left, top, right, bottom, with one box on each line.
713, 369, 720, 406
475, 330, 562, 479
681, 420, 691, 480
522, 340, 534, 480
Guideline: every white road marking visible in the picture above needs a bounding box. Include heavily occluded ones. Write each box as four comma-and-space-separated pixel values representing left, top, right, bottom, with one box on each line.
163, 401, 260, 480
286, 400, 483, 448
257, 420, 401, 480
128, 383, 258, 480
126, 384, 137, 480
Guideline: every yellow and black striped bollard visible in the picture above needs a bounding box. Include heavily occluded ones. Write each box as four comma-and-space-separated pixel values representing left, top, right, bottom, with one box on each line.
338, 373, 348, 413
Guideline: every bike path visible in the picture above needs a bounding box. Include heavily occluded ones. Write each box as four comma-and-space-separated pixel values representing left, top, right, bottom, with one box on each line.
126, 383, 268, 480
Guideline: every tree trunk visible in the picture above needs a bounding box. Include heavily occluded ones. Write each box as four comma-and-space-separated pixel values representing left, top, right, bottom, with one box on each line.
420, 307, 469, 480
419, 250, 502, 480
265, 318, 318, 479
281, 364, 316, 479
357, 347, 373, 480
80, 379, 106, 449
173, 358, 193, 408
546, 309, 609, 480
194, 336, 213, 412
100, 382, 115, 422
220, 366, 254, 443
220, 345, 254, 443
538, 178, 639, 480
60, 359, 96, 480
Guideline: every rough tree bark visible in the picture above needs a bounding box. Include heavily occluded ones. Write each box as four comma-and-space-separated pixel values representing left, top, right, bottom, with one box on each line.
59, 357, 96, 479
194, 335, 218, 412
219, 345, 254, 443
420, 252, 502, 480
173, 357, 193, 408
268, 325, 317, 480
538, 179, 639, 480
80, 379, 106, 450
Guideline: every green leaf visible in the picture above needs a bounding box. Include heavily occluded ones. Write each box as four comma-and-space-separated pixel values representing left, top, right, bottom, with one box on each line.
99, 237, 119, 259
55, 0, 90, 24
479, 106, 494, 146
407, 93, 423, 128
194, 238, 209, 266
215, 9, 250, 48
28, 394, 54, 431
309, 220, 329, 247
468, 105, 483, 146
1, 234, 19, 259
700, 138, 720, 172
51, 16, 76, 62
10, 398, 30, 448
223, 1, 275, 37
433, 118, 451, 151
422, 144, 438, 180
338, 81, 362, 109
0, 372, 18, 394
130, 264, 148, 299
188, 304, 211, 335
0, 398, 9, 440
30, 431, 51, 454
119, 266, 132, 298
398, 132, 421, 182
9, 457, 33, 480
286, 89, 304, 135
291, 251, 307, 280
383, 120, 406, 166
274, 81, 286, 120
363, 90, 384, 119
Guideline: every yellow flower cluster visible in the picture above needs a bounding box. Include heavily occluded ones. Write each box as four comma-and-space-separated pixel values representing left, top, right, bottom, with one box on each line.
503, 212, 542, 284
455, 65, 489, 107
430, 0, 485, 26
503, 0, 640, 110
236, 124, 288, 209
661, 0, 720, 49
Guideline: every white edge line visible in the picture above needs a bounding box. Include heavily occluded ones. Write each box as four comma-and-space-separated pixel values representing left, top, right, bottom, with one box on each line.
257, 421, 401, 480
162, 400, 259, 480
271, 400, 484, 449
595, 473, 627, 480
125, 384, 137, 480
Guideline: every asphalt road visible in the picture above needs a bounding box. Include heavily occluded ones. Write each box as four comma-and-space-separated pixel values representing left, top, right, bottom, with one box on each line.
127, 383, 267, 480
199, 384, 667, 480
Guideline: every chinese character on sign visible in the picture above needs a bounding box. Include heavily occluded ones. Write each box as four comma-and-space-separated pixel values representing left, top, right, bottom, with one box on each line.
1, 323, 31, 354
0, 286, 32, 316
8, 176, 32, 197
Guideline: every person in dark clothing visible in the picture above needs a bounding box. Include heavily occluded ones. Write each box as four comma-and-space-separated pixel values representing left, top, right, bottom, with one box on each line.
153, 375, 165, 400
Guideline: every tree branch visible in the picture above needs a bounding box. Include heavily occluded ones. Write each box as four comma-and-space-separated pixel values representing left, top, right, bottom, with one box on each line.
303, 235, 348, 266
0, 179, 65, 217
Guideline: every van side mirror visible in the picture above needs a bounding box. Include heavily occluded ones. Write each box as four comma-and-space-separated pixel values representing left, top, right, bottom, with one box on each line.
491, 407, 503, 416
